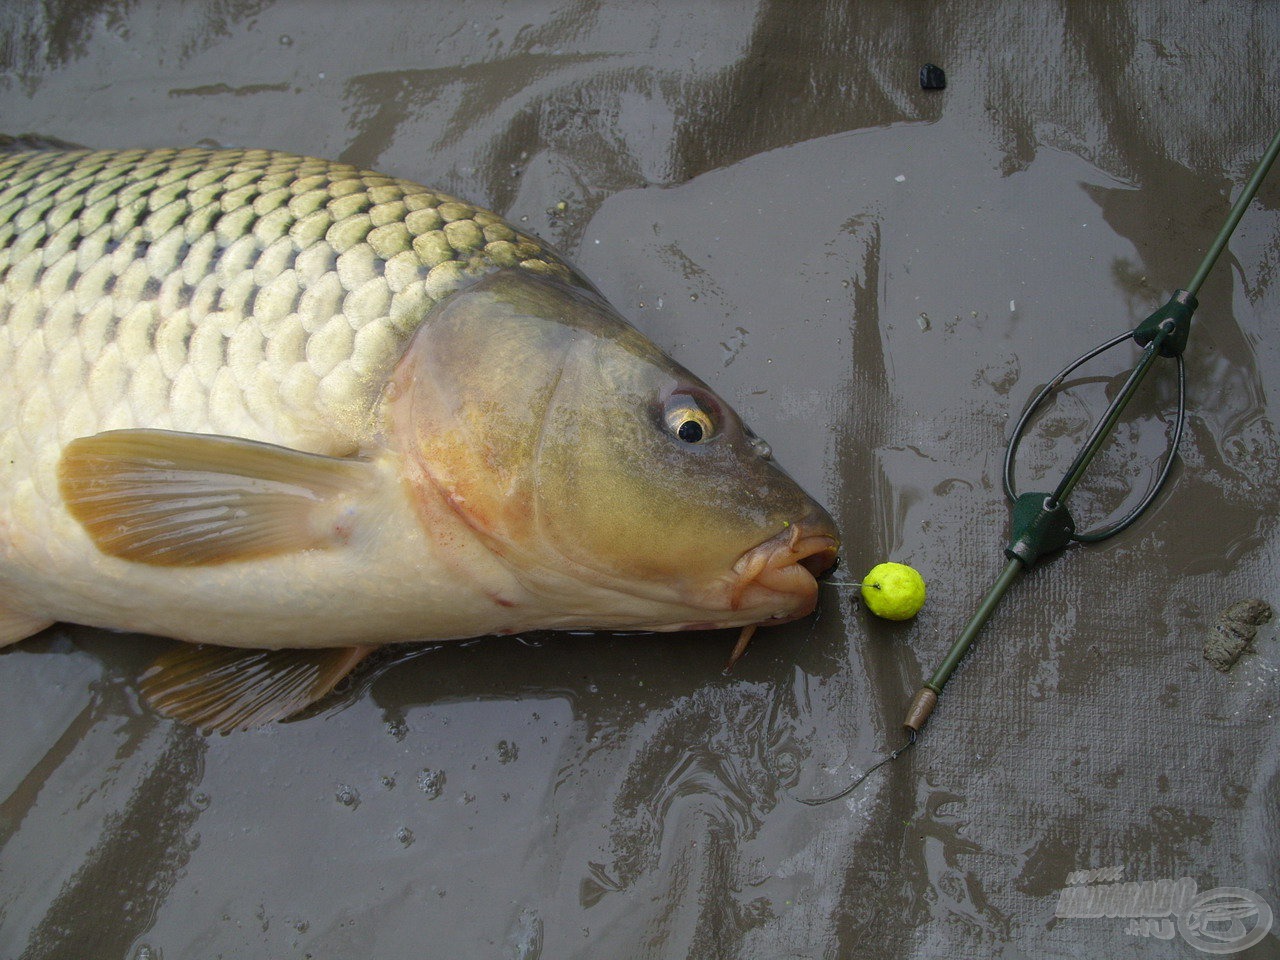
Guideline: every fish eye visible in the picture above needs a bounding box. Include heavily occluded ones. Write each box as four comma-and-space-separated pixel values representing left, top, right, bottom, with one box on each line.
663, 393, 717, 444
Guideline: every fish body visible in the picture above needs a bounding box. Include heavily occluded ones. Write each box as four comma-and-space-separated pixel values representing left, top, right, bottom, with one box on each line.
0, 146, 839, 728
0, 147, 584, 647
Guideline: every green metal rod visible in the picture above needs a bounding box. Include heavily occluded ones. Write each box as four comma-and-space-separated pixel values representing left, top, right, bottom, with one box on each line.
903, 557, 1023, 731
1187, 126, 1280, 298
926, 557, 1023, 693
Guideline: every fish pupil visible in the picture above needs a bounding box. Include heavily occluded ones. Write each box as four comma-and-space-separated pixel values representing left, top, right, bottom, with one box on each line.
677, 420, 704, 443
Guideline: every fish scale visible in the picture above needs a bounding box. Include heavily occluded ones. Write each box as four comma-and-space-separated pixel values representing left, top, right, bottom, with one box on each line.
0, 147, 577, 498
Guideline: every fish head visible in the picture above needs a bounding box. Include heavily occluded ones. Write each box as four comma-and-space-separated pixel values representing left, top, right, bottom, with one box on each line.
391, 269, 839, 634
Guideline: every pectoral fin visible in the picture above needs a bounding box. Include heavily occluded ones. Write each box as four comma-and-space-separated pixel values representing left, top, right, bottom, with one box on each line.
140, 644, 373, 732
58, 429, 375, 565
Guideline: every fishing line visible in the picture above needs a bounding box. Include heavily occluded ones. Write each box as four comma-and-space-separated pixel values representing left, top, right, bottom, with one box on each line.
793, 730, 916, 806
795, 124, 1280, 807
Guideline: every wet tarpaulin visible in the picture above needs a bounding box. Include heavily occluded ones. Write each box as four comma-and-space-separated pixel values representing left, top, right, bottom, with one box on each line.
1, 2, 1278, 958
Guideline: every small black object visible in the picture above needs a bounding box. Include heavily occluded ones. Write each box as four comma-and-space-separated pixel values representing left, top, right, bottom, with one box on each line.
920, 64, 946, 90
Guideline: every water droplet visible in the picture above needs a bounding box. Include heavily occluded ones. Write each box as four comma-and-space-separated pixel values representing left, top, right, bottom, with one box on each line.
335, 784, 360, 808
773, 750, 799, 779
509, 908, 544, 959
278, 34, 293, 46
385, 717, 409, 741
417, 769, 445, 799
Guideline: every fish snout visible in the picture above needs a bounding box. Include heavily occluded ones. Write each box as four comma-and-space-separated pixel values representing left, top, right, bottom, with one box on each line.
730, 510, 840, 618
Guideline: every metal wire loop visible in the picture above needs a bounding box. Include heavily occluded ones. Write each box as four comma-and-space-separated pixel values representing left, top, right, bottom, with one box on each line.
1003, 333, 1187, 544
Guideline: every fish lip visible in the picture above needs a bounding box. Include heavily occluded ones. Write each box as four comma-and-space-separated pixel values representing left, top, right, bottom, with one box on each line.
729, 518, 840, 618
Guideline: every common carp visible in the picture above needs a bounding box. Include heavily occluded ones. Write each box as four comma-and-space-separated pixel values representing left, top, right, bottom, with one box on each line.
0, 145, 839, 730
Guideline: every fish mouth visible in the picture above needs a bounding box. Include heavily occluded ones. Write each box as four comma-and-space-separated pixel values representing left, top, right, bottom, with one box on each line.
721, 517, 839, 670
729, 518, 840, 619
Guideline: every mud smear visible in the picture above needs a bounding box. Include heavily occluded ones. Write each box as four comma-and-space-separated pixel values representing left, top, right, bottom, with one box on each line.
2, 2, 1279, 958
1205, 599, 1274, 673
18, 727, 205, 960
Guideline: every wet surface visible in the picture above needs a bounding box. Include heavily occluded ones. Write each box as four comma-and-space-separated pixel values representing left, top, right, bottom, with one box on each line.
2, 2, 1279, 957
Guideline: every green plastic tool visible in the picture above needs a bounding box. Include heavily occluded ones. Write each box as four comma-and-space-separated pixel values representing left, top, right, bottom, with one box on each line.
800, 126, 1280, 806
904, 125, 1280, 734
